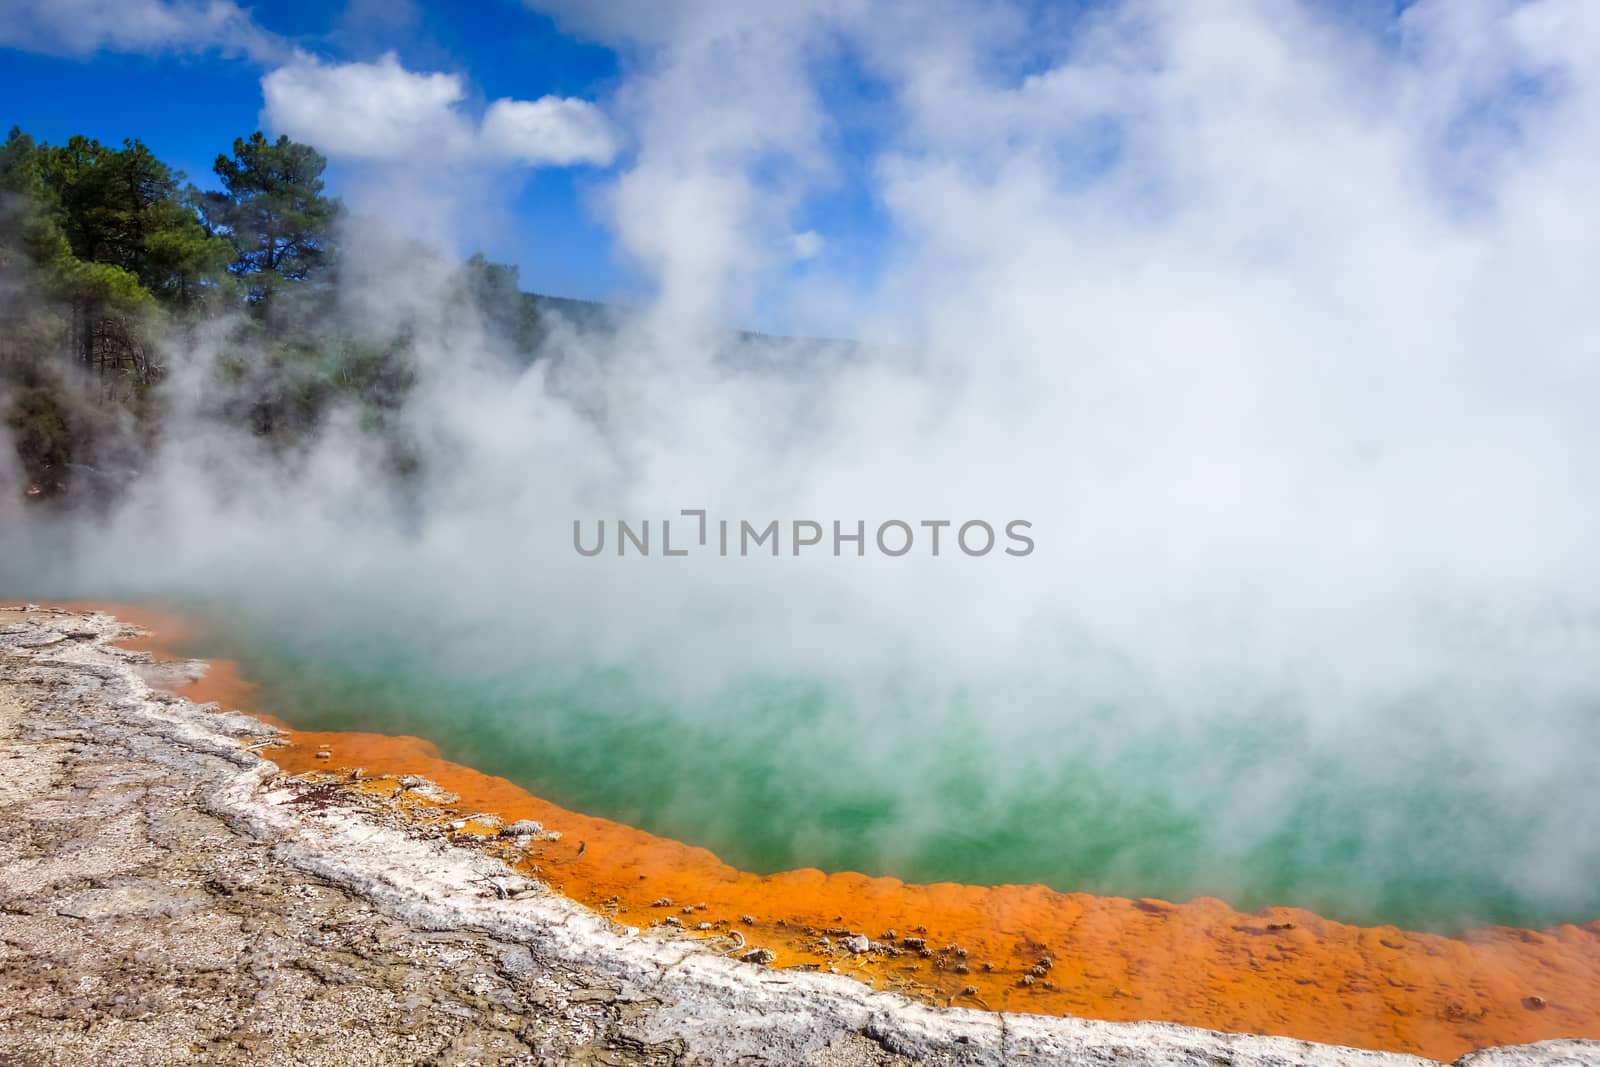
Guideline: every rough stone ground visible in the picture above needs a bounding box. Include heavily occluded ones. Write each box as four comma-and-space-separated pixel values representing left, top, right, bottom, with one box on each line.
0, 605, 1595, 1067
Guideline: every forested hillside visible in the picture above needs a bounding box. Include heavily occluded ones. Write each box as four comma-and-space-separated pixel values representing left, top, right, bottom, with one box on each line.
0, 126, 536, 503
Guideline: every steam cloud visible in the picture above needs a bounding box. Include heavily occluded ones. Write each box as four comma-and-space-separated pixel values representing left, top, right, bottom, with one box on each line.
6, 0, 1600, 929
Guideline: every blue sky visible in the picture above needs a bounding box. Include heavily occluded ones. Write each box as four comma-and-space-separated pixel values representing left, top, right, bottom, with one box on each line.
0, 1, 643, 303
0, 0, 1519, 330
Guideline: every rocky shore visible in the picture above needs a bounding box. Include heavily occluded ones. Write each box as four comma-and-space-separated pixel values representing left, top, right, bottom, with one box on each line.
0, 605, 1594, 1067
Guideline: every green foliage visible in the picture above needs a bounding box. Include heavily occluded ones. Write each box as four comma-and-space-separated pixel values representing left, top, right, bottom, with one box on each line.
0, 128, 71, 278
207, 132, 340, 306
28, 135, 226, 310
463, 252, 542, 353
4, 383, 74, 484
1, 127, 238, 418
143, 220, 236, 308
57, 258, 154, 313
1, 375, 99, 496
219, 333, 415, 445
0, 127, 39, 188
0, 124, 528, 506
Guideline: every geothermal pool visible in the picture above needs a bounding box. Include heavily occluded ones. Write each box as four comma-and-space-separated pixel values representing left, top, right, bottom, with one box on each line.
26, 596, 1600, 1059
172, 597, 1600, 935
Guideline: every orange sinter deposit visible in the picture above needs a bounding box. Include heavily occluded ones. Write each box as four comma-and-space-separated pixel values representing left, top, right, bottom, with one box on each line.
73, 602, 1600, 1062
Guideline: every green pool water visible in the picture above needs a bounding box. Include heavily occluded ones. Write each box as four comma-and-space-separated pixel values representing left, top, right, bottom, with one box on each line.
171, 597, 1600, 935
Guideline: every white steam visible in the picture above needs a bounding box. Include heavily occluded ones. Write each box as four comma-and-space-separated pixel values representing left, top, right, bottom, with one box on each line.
6, 0, 1600, 925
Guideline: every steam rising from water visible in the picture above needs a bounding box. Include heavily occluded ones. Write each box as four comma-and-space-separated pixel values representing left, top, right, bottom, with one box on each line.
6, 0, 1600, 928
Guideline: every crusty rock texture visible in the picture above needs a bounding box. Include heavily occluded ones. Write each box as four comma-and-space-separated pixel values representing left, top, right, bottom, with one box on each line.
0, 604, 1594, 1067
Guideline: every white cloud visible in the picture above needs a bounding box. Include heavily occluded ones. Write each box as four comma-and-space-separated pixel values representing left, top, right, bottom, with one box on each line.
480, 97, 619, 167
263, 53, 474, 161
260, 52, 619, 168
0, 0, 284, 62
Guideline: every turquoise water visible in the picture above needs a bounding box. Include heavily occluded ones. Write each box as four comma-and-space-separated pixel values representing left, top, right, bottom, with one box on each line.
179, 599, 1600, 934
